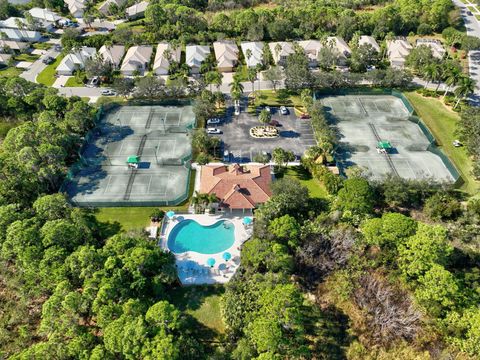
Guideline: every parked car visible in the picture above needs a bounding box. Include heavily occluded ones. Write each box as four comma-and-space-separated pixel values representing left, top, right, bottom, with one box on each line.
261, 151, 271, 160
234, 105, 240, 116
42, 56, 54, 65
467, 11, 473, 16
101, 89, 116, 96
269, 119, 281, 127
54, 44, 62, 51
207, 127, 222, 134
453, 140, 462, 147
300, 113, 311, 119
207, 118, 222, 125
87, 76, 100, 88
223, 150, 231, 162
280, 106, 289, 115
265, 106, 271, 113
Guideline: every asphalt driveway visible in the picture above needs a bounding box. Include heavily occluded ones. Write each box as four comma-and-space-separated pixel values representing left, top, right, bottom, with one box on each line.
216, 105, 317, 163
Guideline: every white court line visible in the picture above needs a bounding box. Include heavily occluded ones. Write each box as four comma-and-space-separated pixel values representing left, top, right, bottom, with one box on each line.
146, 174, 153, 193
103, 175, 113, 194
154, 139, 177, 158
117, 141, 125, 156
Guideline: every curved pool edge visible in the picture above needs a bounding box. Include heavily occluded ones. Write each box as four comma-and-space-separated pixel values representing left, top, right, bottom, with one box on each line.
167, 218, 236, 255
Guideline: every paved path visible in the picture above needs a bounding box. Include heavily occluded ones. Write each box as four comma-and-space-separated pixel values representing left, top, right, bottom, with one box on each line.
452, 0, 480, 104
20, 47, 60, 83
52, 75, 70, 88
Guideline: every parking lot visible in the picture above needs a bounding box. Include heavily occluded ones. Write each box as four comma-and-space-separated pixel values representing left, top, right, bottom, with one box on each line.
215, 105, 317, 162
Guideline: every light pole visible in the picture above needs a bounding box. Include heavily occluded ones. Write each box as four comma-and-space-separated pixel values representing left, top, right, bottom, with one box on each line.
154, 145, 159, 164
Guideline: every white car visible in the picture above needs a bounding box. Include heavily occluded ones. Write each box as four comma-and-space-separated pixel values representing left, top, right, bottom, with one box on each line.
265, 106, 271, 113
280, 106, 288, 115
207, 127, 222, 134
234, 106, 240, 116
207, 118, 222, 125
101, 89, 116, 96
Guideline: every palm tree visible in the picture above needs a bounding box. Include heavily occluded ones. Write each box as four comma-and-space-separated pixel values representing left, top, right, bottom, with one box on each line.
204, 71, 222, 92
246, 67, 257, 93
245, 48, 252, 66
442, 67, 462, 99
230, 79, 244, 102
454, 75, 476, 109
423, 63, 440, 90
258, 109, 271, 128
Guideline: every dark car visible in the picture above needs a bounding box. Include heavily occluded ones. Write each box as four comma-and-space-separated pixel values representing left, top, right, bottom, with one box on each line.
269, 119, 281, 127
42, 56, 54, 65
300, 114, 311, 119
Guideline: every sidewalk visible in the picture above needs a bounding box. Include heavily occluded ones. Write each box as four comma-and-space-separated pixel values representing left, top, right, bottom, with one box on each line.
52, 75, 70, 88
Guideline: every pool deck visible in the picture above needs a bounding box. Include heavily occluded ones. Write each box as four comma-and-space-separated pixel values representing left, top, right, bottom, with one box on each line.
160, 213, 252, 285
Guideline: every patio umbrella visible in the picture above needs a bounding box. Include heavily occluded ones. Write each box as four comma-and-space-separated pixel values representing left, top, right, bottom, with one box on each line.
166, 210, 175, 219
222, 252, 232, 261
242, 216, 253, 225
207, 258, 216, 267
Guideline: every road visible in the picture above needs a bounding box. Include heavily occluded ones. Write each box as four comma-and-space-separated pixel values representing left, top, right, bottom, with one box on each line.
20, 47, 60, 83
452, 0, 480, 104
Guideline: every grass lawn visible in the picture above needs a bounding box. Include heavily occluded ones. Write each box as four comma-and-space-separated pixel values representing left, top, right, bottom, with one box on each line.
0, 66, 23, 77
32, 42, 52, 50
281, 166, 329, 199
169, 285, 226, 339
65, 76, 85, 87
14, 53, 39, 62
404, 91, 479, 194
94, 170, 196, 230
248, 89, 303, 113
37, 55, 63, 86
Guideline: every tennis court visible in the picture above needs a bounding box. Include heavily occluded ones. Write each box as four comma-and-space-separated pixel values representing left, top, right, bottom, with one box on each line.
320, 95, 456, 182
65, 104, 195, 207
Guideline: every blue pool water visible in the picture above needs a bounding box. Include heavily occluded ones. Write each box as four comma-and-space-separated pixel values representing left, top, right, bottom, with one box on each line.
167, 220, 235, 254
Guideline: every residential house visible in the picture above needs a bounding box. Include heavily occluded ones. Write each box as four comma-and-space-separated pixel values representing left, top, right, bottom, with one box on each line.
297, 40, 322, 67
199, 163, 272, 212
386, 39, 413, 68
268, 41, 294, 66
0, 53, 12, 65
64, 0, 86, 18
126, 1, 149, 20
359, 35, 380, 53
120, 45, 153, 76
56, 46, 96, 75
240, 41, 264, 68
153, 42, 181, 75
416, 39, 446, 59
213, 40, 239, 72
28, 8, 63, 26
185, 44, 210, 74
0, 40, 29, 53
98, 0, 126, 16
0, 28, 42, 42
0, 16, 54, 32
326, 36, 351, 66
98, 44, 125, 68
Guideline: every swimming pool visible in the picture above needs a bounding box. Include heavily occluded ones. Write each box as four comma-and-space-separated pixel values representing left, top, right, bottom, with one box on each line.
167, 220, 235, 254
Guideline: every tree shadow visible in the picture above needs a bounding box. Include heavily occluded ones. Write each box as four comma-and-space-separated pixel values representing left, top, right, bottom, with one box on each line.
306, 304, 352, 359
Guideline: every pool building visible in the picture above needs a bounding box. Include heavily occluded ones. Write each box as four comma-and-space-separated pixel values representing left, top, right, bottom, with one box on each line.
198, 163, 272, 212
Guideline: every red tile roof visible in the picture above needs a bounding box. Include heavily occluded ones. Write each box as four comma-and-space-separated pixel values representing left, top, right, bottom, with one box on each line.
199, 164, 272, 209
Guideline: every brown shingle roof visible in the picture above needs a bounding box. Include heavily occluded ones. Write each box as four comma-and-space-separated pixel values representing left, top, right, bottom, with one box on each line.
199, 164, 272, 209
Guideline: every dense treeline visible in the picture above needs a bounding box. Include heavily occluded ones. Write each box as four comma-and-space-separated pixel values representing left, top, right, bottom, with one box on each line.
111, 0, 459, 45
0, 77, 205, 358
221, 167, 480, 358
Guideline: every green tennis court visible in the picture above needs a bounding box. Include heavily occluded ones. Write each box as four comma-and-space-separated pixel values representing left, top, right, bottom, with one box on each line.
320, 94, 457, 182
65, 104, 195, 207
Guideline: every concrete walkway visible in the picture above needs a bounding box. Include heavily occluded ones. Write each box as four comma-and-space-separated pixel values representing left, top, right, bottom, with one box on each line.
52, 75, 70, 88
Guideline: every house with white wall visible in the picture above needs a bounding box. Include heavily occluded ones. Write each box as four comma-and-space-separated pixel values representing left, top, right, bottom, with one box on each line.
121, 45, 153, 75
185, 44, 210, 74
